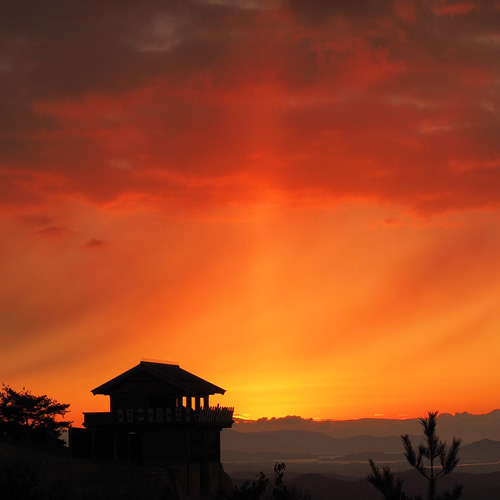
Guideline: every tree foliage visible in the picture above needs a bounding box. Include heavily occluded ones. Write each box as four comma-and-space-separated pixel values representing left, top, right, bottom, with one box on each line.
231, 462, 310, 500
368, 411, 462, 500
231, 470, 270, 500
368, 460, 412, 500
0, 384, 72, 445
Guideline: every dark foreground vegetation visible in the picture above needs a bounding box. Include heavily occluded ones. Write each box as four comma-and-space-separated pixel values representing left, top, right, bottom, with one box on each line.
368, 411, 462, 500
232, 462, 310, 500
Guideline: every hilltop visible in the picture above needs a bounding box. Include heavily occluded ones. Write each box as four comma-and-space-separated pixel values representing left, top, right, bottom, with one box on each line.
231, 410, 500, 442
222, 410, 500, 479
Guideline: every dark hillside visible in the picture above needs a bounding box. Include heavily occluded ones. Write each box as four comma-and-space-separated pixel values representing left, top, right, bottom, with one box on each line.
461, 439, 500, 461
289, 473, 375, 500
289, 470, 500, 500
0, 441, 179, 500
222, 429, 406, 455
222, 429, 500, 477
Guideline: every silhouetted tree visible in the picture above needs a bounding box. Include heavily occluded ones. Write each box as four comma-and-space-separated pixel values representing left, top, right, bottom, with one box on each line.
231, 462, 310, 500
368, 411, 462, 500
231, 471, 270, 500
272, 462, 288, 500
0, 384, 71, 446
368, 460, 412, 500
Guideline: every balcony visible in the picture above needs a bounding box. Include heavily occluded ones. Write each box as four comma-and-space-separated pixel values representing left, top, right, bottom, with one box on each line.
198, 406, 234, 426
83, 406, 234, 428
83, 412, 114, 426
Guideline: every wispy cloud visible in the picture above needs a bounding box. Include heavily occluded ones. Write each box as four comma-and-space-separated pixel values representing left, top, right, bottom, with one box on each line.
83, 238, 108, 249
34, 226, 71, 237
21, 214, 55, 226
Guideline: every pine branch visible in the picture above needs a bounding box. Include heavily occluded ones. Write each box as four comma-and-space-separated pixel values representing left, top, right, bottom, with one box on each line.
368, 460, 412, 500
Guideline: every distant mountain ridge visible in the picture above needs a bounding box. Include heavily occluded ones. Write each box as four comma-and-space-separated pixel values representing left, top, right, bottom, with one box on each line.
223, 429, 500, 462
222, 411, 500, 479
222, 429, 407, 455
232, 410, 500, 442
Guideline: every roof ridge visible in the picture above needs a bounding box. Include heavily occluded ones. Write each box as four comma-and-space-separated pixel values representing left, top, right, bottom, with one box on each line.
140, 358, 179, 366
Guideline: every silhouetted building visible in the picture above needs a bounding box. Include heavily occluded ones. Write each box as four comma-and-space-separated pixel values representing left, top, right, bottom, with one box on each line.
70, 360, 234, 499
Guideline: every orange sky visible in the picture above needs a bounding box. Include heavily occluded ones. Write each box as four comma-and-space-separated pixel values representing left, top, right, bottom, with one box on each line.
1, 0, 500, 427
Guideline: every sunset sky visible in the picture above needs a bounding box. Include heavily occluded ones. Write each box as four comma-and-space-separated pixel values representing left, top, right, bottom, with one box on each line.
2, 0, 500, 426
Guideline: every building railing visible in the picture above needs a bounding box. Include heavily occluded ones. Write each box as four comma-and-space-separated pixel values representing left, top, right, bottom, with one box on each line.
83, 412, 114, 425
198, 406, 234, 425
83, 406, 234, 427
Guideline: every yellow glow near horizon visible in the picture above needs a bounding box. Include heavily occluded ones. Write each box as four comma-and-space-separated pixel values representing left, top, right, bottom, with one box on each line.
2, 1, 500, 425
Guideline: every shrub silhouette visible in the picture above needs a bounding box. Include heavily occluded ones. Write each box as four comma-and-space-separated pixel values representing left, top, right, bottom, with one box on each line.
368, 411, 462, 500
231, 462, 310, 500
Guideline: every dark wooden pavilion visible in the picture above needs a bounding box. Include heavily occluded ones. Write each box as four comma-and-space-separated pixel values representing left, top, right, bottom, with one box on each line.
70, 360, 234, 498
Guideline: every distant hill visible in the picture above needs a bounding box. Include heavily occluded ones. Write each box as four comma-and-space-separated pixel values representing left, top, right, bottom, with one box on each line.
222, 424, 500, 478
287, 470, 500, 500
222, 429, 407, 455
232, 410, 500, 442
231, 469, 500, 500
461, 439, 500, 462
289, 473, 375, 500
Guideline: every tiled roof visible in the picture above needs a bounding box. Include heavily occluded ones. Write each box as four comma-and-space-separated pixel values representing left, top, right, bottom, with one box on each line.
91, 361, 226, 396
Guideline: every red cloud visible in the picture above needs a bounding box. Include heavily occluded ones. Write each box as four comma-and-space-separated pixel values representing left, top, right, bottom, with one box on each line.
432, 2, 476, 17
0, 0, 499, 216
